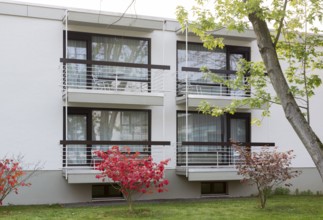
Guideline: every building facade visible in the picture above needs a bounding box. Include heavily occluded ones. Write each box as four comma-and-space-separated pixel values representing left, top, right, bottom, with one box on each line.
1, 1, 323, 205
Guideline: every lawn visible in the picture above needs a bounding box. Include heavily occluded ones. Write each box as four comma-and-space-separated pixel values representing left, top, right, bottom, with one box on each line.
1, 196, 323, 220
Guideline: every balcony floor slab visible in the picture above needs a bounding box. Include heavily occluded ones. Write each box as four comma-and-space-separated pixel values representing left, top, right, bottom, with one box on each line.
176, 166, 243, 181
66, 89, 164, 106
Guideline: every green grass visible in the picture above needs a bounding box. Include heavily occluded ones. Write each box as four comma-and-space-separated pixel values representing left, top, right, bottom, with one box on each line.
1, 196, 323, 219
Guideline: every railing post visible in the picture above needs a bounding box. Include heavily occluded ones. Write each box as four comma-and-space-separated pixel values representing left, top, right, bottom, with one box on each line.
115, 73, 118, 91
185, 146, 188, 177
65, 145, 68, 180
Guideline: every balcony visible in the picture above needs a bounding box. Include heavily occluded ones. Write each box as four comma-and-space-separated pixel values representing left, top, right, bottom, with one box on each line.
176, 68, 250, 108
61, 59, 170, 106
60, 140, 171, 183
176, 142, 275, 181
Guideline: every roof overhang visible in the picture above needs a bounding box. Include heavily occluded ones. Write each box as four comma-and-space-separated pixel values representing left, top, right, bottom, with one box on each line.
0, 1, 181, 31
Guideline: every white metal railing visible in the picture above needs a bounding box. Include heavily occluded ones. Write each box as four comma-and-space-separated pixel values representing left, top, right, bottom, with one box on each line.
177, 71, 250, 97
62, 145, 150, 168
177, 142, 275, 169
61, 143, 171, 178
177, 144, 242, 168
61, 65, 166, 94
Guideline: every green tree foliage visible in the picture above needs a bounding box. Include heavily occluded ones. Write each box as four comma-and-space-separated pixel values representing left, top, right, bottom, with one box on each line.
176, 0, 323, 181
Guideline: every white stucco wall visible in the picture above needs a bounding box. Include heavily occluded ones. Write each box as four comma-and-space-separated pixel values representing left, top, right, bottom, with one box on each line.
1, 10, 321, 172
0, 14, 63, 170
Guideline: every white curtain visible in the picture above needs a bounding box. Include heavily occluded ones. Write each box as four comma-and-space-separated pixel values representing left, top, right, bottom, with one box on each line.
67, 115, 87, 165
92, 110, 148, 152
177, 113, 222, 152
91, 36, 148, 84
67, 40, 87, 89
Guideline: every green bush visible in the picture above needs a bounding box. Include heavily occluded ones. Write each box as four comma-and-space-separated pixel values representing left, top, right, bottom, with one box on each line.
273, 187, 290, 195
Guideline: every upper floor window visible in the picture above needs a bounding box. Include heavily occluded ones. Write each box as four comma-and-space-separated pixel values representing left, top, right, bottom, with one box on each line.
64, 32, 150, 91
177, 42, 250, 97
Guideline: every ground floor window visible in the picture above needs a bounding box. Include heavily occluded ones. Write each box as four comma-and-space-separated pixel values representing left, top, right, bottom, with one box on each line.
92, 184, 123, 199
201, 182, 227, 195
63, 107, 151, 166
176, 111, 250, 166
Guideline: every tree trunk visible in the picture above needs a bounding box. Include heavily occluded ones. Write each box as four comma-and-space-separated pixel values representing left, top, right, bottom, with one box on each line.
247, 12, 323, 182
258, 190, 266, 209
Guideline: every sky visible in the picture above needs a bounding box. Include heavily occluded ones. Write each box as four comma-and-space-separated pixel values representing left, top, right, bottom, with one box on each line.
11, 0, 197, 19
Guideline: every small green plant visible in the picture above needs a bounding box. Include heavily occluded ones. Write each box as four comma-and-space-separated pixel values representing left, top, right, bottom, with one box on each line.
273, 187, 290, 195
299, 190, 313, 196
295, 188, 299, 195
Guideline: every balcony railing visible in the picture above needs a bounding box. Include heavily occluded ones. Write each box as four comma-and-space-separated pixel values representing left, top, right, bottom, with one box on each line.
60, 58, 170, 94
177, 67, 250, 97
60, 140, 171, 168
177, 142, 275, 167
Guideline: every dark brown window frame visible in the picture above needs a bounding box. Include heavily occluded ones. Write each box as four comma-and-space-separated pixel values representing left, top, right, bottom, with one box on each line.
62, 107, 153, 167
62, 31, 170, 92
176, 41, 251, 96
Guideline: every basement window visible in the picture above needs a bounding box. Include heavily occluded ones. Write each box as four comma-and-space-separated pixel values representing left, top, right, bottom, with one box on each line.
92, 184, 123, 199
201, 182, 227, 195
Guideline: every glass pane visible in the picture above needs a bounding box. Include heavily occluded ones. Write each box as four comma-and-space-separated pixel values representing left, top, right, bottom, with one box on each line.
91, 65, 148, 91
92, 110, 148, 141
68, 115, 87, 140
67, 115, 87, 165
92, 36, 148, 64
91, 36, 149, 88
177, 113, 222, 142
229, 74, 246, 97
230, 118, 246, 142
67, 63, 87, 89
66, 145, 87, 165
66, 40, 87, 89
201, 183, 212, 194
177, 42, 226, 71
230, 54, 244, 71
67, 40, 87, 60
212, 182, 226, 194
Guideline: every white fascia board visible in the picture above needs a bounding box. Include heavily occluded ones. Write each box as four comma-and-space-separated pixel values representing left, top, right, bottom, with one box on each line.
27, 5, 66, 20
0, 2, 28, 16
177, 27, 256, 41
68, 11, 180, 31
0, 1, 181, 31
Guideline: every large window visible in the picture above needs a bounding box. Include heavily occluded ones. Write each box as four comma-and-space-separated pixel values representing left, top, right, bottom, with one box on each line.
177, 112, 250, 166
177, 42, 250, 96
64, 32, 150, 91
64, 108, 150, 166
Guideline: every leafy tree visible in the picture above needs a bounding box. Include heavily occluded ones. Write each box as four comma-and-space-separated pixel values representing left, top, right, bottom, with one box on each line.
235, 145, 300, 208
176, 0, 323, 181
0, 156, 34, 205
95, 146, 169, 212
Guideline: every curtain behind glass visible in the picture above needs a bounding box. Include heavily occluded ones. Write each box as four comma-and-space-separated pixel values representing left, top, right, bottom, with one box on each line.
92, 36, 148, 83
67, 40, 87, 89
67, 115, 87, 165
230, 118, 246, 142
92, 110, 148, 152
177, 113, 222, 152
229, 54, 245, 96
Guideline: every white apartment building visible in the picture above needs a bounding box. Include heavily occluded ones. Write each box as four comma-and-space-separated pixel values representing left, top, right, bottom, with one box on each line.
1, 1, 323, 205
